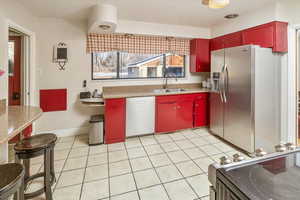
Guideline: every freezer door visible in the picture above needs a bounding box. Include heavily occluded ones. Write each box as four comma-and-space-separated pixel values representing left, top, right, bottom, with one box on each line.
223, 45, 254, 153
210, 49, 225, 138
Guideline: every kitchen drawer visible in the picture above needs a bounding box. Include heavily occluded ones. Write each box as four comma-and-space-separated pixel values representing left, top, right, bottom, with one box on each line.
156, 95, 179, 103
194, 93, 209, 100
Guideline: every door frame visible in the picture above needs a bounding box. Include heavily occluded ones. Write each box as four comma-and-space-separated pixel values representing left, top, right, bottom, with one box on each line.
6, 19, 36, 107
283, 24, 299, 145
295, 26, 300, 145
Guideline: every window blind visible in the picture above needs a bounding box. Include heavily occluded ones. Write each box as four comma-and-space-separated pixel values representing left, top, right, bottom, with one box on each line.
87, 33, 190, 55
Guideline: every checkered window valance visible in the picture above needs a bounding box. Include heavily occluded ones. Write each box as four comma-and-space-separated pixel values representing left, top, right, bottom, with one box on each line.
87, 33, 190, 55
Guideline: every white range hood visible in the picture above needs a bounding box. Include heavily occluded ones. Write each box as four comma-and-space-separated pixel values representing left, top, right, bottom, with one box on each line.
88, 4, 118, 34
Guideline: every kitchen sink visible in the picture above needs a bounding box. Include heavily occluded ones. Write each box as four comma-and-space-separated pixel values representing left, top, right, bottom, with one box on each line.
153, 88, 186, 93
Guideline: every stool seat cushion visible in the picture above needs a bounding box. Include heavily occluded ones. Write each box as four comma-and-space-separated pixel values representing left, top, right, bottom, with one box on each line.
14, 133, 57, 152
0, 163, 24, 194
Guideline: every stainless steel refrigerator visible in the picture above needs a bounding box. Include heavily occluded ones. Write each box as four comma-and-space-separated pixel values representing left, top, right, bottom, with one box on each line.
210, 45, 282, 154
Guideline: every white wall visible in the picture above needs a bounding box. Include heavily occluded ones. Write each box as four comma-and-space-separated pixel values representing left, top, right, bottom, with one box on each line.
211, 2, 277, 37
116, 20, 211, 39
0, 0, 38, 100
35, 18, 211, 135
276, 0, 300, 24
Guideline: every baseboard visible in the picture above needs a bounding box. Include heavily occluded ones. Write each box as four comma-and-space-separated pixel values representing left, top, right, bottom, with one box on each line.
36, 126, 89, 137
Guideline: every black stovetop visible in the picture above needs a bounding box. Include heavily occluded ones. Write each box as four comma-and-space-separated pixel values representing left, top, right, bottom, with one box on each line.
219, 151, 300, 200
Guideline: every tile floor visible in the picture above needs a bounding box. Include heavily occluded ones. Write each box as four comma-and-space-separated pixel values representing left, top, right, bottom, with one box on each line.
27, 128, 247, 200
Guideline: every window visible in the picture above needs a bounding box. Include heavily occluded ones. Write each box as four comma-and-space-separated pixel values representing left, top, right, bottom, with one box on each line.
92, 52, 118, 79
92, 52, 185, 80
165, 54, 185, 77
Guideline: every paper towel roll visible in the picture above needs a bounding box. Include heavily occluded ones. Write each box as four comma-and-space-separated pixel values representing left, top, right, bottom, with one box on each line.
88, 4, 118, 33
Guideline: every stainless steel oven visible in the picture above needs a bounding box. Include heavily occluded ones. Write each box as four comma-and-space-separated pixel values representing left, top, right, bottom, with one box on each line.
209, 146, 300, 200
213, 172, 249, 200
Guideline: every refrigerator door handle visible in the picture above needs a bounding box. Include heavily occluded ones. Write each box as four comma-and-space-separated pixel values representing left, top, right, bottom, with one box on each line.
219, 65, 225, 103
223, 64, 228, 103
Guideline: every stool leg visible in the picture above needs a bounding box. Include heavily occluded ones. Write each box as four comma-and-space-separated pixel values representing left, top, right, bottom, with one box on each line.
44, 148, 53, 200
15, 154, 21, 164
13, 178, 25, 200
13, 174, 24, 200
14, 154, 25, 200
23, 159, 30, 189
24, 159, 30, 178
50, 149, 56, 183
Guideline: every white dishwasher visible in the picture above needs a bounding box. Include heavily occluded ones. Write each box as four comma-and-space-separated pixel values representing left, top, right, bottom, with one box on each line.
126, 96, 155, 137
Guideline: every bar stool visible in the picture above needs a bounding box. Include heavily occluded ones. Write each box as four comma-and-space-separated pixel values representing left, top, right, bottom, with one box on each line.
14, 134, 57, 200
0, 163, 24, 200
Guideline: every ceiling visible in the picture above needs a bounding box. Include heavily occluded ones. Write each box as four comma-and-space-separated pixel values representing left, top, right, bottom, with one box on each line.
16, 0, 277, 27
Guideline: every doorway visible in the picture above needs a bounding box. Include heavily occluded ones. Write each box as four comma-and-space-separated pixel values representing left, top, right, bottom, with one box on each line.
8, 31, 22, 106
8, 29, 31, 144
8, 27, 32, 106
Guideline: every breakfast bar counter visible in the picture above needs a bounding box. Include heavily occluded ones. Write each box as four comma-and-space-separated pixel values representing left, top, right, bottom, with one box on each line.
1, 106, 43, 144
0, 105, 42, 163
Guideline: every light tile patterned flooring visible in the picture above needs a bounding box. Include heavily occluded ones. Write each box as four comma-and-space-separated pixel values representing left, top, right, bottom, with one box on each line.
27, 128, 247, 200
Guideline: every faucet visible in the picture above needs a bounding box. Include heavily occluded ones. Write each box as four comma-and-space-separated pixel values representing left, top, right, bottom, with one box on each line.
163, 73, 178, 89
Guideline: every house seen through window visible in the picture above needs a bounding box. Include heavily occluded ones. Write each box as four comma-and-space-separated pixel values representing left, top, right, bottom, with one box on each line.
92, 52, 185, 80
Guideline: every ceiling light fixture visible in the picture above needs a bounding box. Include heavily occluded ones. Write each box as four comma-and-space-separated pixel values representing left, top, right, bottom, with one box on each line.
98, 25, 111, 30
224, 14, 239, 19
202, 0, 209, 5
202, 0, 230, 9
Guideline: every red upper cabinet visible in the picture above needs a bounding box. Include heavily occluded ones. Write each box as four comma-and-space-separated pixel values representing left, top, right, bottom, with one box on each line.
210, 21, 288, 53
210, 32, 243, 51
223, 32, 243, 49
105, 98, 126, 144
210, 37, 224, 51
242, 21, 288, 52
190, 39, 210, 72
242, 24, 274, 48
273, 21, 288, 52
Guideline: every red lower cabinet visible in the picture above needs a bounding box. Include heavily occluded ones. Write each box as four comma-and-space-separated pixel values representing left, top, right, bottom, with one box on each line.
105, 98, 126, 144
194, 94, 209, 127
155, 93, 209, 134
176, 96, 194, 130
156, 100, 177, 133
